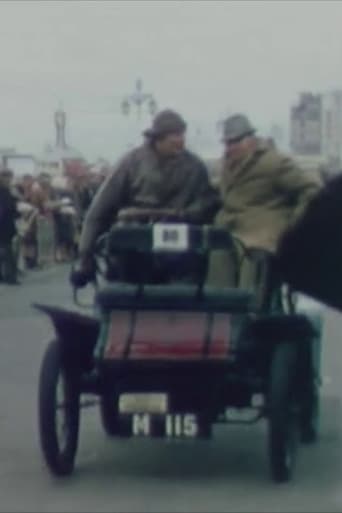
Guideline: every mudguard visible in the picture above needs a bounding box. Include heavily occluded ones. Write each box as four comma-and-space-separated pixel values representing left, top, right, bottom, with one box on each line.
33, 303, 99, 372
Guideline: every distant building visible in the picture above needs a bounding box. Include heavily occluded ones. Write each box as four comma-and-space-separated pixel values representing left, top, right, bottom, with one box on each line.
6, 154, 37, 177
290, 93, 322, 156
290, 90, 342, 173
0, 147, 16, 168
38, 108, 86, 176
321, 90, 342, 169
0, 147, 37, 177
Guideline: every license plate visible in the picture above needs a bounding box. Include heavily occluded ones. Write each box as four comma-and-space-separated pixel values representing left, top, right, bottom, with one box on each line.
131, 413, 199, 438
119, 393, 168, 414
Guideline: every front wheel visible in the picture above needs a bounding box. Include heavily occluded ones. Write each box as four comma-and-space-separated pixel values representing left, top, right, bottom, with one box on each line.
268, 341, 299, 483
38, 340, 80, 476
299, 325, 322, 444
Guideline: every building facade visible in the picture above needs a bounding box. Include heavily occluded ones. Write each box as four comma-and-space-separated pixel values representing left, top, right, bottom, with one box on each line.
320, 90, 342, 169
0, 147, 37, 176
38, 108, 85, 177
290, 93, 322, 156
290, 90, 342, 172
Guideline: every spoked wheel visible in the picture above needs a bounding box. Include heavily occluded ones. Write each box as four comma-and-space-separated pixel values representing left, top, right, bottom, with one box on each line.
299, 334, 321, 445
38, 340, 80, 476
268, 341, 299, 483
300, 383, 320, 444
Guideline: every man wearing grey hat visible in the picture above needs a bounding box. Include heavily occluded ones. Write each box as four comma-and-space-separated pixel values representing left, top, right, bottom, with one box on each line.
207, 113, 322, 289
74, 109, 220, 284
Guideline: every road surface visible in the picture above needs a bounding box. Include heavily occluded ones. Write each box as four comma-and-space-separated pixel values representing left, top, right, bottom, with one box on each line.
0, 265, 341, 512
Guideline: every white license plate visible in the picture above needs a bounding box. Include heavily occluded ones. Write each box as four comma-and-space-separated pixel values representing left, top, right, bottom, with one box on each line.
131, 413, 199, 438
119, 393, 168, 414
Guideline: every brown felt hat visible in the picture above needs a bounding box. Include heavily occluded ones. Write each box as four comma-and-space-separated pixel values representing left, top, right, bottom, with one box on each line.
144, 109, 186, 138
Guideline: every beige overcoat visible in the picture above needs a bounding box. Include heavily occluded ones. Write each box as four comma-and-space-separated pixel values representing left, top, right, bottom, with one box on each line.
207, 141, 322, 287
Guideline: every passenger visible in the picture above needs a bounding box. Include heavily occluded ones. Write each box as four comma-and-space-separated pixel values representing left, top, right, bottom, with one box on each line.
206, 113, 322, 289
72, 109, 220, 285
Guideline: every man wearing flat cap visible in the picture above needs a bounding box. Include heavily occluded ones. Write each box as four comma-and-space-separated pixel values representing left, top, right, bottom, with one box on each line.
76, 109, 220, 278
207, 113, 322, 288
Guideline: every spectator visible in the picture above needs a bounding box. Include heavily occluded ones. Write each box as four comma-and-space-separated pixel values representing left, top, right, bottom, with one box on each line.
0, 169, 20, 284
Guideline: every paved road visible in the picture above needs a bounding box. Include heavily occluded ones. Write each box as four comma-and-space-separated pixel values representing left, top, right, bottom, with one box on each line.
0, 265, 342, 512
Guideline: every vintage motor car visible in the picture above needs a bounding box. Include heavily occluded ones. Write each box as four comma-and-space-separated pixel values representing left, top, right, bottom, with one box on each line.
35, 207, 322, 483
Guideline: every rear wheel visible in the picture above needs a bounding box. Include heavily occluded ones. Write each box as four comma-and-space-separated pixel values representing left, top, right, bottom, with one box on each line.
38, 340, 80, 476
268, 341, 299, 483
299, 329, 322, 444
300, 382, 319, 444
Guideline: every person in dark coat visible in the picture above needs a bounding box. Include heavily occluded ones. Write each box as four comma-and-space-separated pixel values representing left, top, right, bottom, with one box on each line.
73, 109, 220, 285
0, 169, 20, 283
277, 172, 342, 311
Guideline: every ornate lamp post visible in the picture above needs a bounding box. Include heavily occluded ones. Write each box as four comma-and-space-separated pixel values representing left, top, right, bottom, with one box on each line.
121, 78, 157, 120
121, 79, 157, 149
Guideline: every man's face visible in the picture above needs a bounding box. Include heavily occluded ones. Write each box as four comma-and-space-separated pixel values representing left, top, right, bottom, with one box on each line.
224, 136, 254, 162
155, 131, 185, 157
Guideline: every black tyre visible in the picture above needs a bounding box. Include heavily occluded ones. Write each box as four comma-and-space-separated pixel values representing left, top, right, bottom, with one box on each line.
300, 383, 319, 444
299, 336, 321, 445
100, 393, 119, 436
38, 340, 80, 476
268, 341, 299, 483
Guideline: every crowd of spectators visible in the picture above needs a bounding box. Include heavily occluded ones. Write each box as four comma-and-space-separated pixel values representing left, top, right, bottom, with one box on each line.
0, 166, 106, 284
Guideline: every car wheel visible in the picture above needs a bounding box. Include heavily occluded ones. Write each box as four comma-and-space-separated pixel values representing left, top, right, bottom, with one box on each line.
268, 341, 299, 483
38, 340, 80, 476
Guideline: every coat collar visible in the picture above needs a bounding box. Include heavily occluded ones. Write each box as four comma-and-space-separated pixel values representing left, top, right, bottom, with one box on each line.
221, 139, 269, 192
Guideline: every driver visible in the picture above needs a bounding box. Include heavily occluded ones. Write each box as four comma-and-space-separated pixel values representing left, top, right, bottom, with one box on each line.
73, 109, 220, 285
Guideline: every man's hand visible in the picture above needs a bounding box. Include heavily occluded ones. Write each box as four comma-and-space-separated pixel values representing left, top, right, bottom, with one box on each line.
69, 257, 96, 288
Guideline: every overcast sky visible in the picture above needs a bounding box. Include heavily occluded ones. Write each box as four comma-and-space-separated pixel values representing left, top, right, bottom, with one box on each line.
0, 0, 341, 161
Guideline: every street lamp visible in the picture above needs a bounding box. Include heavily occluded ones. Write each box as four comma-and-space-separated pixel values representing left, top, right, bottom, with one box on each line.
121, 78, 157, 120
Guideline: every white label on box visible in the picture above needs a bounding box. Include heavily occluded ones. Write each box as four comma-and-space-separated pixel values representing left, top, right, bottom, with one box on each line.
153, 223, 189, 251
